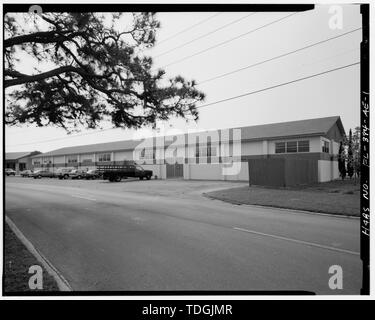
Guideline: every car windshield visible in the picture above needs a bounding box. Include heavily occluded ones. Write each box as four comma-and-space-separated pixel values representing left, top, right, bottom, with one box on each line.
136, 166, 144, 171
87, 170, 95, 174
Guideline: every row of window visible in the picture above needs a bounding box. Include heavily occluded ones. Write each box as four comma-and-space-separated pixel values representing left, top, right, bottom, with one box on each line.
275, 140, 310, 154
275, 140, 331, 154
33, 140, 332, 164
195, 146, 217, 158
34, 153, 112, 165
138, 147, 219, 159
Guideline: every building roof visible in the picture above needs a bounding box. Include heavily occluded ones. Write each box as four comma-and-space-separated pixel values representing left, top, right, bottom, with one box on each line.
239, 116, 345, 141
33, 139, 142, 158
33, 116, 345, 158
6, 151, 37, 160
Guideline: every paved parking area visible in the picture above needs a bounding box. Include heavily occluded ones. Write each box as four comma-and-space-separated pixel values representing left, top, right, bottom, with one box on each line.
6, 176, 247, 199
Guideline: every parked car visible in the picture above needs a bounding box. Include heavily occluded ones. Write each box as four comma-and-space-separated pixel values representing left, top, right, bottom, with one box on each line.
5, 168, 16, 176
20, 170, 33, 177
69, 169, 87, 179
32, 170, 55, 179
99, 164, 153, 182
56, 168, 73, 179
83, 169, 102, 180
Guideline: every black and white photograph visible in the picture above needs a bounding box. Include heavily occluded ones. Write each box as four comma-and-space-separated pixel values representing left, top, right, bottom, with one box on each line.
2, 1, 371, 301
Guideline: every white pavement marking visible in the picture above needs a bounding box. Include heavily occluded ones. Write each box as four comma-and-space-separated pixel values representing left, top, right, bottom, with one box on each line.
233, 227, 360, 256
71, 195, 96, 201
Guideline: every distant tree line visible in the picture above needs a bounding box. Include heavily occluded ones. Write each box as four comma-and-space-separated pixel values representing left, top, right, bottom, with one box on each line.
338, 127, 360, 180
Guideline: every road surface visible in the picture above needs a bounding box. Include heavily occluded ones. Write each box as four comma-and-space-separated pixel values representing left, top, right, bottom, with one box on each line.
5, 177, 362, 294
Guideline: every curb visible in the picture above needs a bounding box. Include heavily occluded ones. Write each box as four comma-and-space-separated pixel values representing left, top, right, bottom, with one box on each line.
203, 194, 360, 219
5, 216, 72, 291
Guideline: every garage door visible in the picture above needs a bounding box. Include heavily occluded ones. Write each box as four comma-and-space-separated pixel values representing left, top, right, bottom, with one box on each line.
166, 163, 184, 179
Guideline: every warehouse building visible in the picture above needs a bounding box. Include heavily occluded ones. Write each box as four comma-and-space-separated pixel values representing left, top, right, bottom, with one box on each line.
31, 116, 345, 183
5, 151, 41, 173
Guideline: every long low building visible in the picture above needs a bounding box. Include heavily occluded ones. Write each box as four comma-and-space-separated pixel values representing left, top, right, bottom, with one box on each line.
5, 151, 41, 173
31, 116, 345, 183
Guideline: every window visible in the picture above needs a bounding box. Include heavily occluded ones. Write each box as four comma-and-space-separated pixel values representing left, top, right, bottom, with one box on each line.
276, 140, 310, 153
209, 146, 217, 157
81, 155, 93, 163
298, 140, 310, 152
98, 153, 111, 162
140, 148, 155, 160
275, 142, 286, 153
33, 160, 41, 166
199, 147, 207, 157
67, 155, 78, 163
286, 141, 297, 153
196, 146, 217, 157
322, 141, 330, 153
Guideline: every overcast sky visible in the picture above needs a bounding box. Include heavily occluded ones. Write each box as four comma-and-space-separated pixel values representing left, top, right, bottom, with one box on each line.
5, 4, 362, 153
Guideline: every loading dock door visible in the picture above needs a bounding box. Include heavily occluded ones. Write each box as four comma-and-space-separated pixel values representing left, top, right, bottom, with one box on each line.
166, 163, 184, 179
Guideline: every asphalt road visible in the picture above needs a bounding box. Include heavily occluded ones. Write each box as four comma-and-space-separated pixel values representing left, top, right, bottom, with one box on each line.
5, 177, 362, 294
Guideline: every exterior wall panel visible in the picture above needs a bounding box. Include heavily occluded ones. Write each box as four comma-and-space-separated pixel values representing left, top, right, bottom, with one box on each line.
224, 162, 249, 181
114, 150, 133, 161
248, 158, 318, 187
241, 141, 263, 156
318, 160, 333, 182
189, 164, 222, 180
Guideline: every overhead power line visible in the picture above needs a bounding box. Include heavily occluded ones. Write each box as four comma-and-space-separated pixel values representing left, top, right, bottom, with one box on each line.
197, 62, 360, 109
7, 62, 359, 147
155, 13, 256, 58
8, 127, 118, 147
196, 27, 362, 85
155, 12, 222, 46
162, 12, 298, 68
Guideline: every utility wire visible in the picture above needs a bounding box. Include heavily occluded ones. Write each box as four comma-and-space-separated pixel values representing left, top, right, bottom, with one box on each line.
197, 62, 360, 109
300, 47, 359, 68
8, 127, 118, 146
7, 62, 359, 147
196, 27, 362, 85
155, 12, 222, 46
162, 12, 298, 68
155, 13, 256, 58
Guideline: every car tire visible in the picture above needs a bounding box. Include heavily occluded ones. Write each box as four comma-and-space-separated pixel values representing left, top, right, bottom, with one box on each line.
38, 175, 42, 179
64, 174, 69, 179
146, 175, 151, 180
